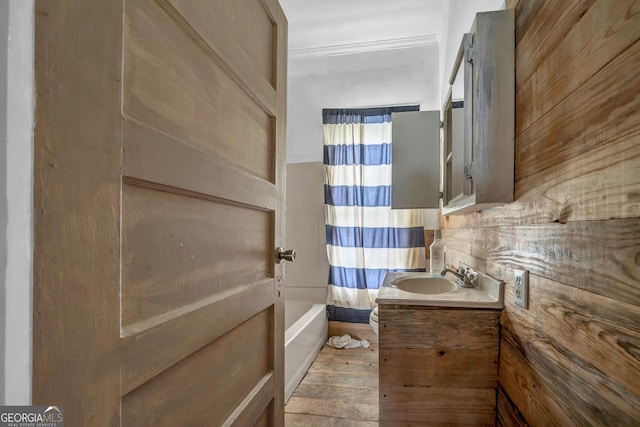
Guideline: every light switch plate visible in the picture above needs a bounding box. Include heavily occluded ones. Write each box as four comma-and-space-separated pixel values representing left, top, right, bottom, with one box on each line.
514, 269, 529, 309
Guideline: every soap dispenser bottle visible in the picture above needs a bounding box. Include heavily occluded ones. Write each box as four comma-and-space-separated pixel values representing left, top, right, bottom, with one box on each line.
429, 229, 446, 276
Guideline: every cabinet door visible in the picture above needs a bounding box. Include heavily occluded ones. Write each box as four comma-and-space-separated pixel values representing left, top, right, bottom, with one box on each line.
442, 10, 514, 215
391, 110, 440, 209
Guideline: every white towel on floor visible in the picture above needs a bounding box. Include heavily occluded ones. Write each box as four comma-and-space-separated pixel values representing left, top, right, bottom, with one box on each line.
327, 334, 370, 349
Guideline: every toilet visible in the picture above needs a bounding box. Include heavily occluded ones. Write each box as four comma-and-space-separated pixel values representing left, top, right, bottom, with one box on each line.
369, 305, 379, 336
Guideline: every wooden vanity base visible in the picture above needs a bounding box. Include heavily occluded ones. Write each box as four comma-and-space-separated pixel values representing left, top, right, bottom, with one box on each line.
379, 305, 500, 425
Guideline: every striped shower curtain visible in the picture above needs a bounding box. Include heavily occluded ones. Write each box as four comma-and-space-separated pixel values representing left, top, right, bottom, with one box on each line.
323, 107, 426, 323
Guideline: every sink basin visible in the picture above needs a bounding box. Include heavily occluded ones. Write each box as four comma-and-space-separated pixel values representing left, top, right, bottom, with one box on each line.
376, 269, 505, 309
392, 277, 456, 294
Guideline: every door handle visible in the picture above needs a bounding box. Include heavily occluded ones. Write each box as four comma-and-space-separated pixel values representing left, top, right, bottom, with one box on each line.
275, 248, 296, 263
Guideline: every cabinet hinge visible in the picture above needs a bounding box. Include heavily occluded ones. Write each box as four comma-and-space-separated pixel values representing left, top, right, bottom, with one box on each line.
465, 37, 474, 64
439, 120, 444, 129
438, 191, 444, 199
464, 162, 474, 180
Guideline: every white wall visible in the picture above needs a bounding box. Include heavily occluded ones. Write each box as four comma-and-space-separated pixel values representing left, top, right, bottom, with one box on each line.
286, 44, 440, 164
0, 0, 34, 404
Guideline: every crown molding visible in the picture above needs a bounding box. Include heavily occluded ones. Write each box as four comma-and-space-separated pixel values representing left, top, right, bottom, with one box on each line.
288, 34, 438, 60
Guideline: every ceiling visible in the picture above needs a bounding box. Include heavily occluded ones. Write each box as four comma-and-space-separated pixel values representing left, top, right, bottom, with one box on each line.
279, 0, 446, 59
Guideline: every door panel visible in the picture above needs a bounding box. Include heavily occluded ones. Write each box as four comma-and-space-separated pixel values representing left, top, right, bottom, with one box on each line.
121, 184, 272, 326
167, 0, 276, 88
33, 0, 287, 424
121, 278, 274, 394
122, 308, 273, 426
122, 120, 277, 212
124, 0, 275, 181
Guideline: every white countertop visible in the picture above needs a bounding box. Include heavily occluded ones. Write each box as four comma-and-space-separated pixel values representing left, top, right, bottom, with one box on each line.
375, 271, 504, 309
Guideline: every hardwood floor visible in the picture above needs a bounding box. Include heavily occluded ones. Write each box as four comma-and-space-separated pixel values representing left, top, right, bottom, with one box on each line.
285, 321, 379, 426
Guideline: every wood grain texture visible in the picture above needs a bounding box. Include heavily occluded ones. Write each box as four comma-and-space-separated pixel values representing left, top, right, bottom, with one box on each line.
513, 0, 597, 87
286, 398, 379, 423
498, 338, 574, 426
481, 221, 640, 305
455, 257, 640, 425
516, 37, 640, 181
497, 387, 528, 427
443, 221, 640, 306
320, 345, 378, 366
124, 0, 274, 182
473, 10, 515, 205
292, 382, 378, 406
35, 0, 287, 424
380, 347, 498, 388
33, 1, 123, 424
440, 2, 640, 424
442, 130, 640, 229
123, 119, 278, 211
308, 353, 378, 377
227, 373, 274, 427
516, 0, 640, 136
380, 386, 496, 425
490, 260, 640, 399
156, 0, 277, 117
379, 306, 500, 425
502, 314, 640, 425
167, 0, 275, 88
285, 414, 378, 427
300, 371, 377, 389
121, 184, 272, 326
442, 10, 515, 214
121, 0, 288, 419
285, 322, 379, 425
505, 0, 521, 10
253, 404, 273, 427
121, 279, 273, 394
380, 307, 500, 350
123, 309, 273, 427
499, 274, 640, 425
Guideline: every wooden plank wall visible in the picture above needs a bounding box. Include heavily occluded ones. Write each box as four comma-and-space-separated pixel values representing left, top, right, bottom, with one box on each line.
440, 0, 640, 425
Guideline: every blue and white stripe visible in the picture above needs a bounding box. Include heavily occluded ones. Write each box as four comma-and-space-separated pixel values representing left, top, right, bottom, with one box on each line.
323, 107, 426, 323
326, 225, 425, 248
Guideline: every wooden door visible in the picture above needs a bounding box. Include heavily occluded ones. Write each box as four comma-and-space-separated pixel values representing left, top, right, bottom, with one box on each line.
33, 0, 287, 425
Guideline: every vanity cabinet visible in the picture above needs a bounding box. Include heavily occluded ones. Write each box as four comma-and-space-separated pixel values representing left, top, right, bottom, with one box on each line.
378, 305, 500, 425
391, 9, 514, 215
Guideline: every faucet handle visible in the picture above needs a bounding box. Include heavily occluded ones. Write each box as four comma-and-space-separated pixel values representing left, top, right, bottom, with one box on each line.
465, 270, 478, 284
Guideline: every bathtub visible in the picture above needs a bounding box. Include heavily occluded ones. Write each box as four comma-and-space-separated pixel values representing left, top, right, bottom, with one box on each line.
284, 301, 328, 402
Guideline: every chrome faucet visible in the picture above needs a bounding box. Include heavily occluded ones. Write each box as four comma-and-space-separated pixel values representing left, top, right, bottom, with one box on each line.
441, 268, 475, 288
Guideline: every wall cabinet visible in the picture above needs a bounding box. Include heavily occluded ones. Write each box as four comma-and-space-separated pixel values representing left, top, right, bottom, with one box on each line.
391, 9, 514, 215
442, 9, 515, 215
